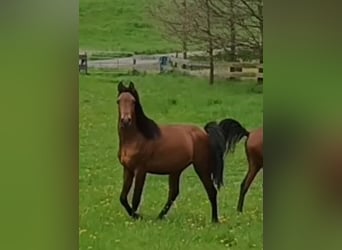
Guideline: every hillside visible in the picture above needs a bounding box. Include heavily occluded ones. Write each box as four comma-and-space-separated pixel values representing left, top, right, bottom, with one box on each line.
79, 0, 178, 53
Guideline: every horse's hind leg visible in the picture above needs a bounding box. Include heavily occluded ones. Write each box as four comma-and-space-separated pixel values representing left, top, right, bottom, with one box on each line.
157, 171, 182, 219
120, 168, 134, 216
237, 156, 261, 213
193, 163, 219, 223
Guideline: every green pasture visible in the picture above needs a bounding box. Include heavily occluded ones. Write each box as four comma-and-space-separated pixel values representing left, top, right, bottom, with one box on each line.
80, 73, 263, 250
79, 0, 178, 53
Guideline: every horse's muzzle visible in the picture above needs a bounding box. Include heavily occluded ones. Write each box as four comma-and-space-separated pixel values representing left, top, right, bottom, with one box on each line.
120, 117, 132, 127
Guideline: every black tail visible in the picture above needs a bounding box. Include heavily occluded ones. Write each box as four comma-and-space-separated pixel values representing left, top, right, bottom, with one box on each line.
204, 121, 226, 190
218, 118, 250, 156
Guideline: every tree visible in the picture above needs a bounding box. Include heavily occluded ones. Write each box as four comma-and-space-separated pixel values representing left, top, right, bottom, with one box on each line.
208, 0, 238, 62
234, 0, 263, 62
149, 0, 192, 59
152, 0, 221, 84
206, 0, 263, 62
150, 0, 264, 83
189, 0, 223, 84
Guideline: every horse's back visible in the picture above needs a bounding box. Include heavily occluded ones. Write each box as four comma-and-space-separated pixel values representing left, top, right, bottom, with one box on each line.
159, 124, 196, 149
161, 124, 206, 135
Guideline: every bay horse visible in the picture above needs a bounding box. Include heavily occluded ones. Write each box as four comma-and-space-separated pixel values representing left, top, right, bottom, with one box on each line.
217, 118, 263, 213
116, 81, 226, 222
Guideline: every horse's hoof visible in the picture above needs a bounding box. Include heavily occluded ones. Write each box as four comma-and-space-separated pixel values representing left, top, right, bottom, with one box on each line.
132, 213, 142, 220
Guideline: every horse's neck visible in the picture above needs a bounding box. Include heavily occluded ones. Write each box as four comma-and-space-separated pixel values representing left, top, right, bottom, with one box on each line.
118, 127, 142, 147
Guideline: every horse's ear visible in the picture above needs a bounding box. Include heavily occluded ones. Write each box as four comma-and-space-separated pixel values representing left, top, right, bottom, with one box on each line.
128, 81, 135, 90
118, 81, 125, 92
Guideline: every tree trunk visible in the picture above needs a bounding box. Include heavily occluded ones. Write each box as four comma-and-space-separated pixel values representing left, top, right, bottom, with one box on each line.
209, 41, 214, 85
258, 0, 263, 63
259, 45, 263, 63
182, 0, 188, 59
229, 0, 237, 62
229, 21, 236, 62
205, 0, 214, 84
183, 40, 188, 59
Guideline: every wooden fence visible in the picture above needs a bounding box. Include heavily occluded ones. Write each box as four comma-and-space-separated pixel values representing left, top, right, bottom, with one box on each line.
227, 62, 263, 83
174, 61, 263, 83
79, 50, 263, 82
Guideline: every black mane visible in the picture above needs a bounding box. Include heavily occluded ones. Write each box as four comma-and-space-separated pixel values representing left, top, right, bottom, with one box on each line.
118, 83, 161, 140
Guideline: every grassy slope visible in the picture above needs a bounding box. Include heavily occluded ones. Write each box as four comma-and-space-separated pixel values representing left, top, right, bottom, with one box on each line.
79, 0, 178, 53
80, 73, 263, 250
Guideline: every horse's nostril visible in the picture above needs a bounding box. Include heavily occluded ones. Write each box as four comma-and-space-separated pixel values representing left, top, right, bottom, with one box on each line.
121, 117, 132, 126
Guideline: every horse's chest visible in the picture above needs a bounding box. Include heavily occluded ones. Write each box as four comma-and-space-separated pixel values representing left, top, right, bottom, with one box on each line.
118, 147, 142, 170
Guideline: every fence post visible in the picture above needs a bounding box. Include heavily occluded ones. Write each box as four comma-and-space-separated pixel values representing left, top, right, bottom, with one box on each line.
133, 57, 136, 71
257, 65, 263, 84
79, 52, 88, 75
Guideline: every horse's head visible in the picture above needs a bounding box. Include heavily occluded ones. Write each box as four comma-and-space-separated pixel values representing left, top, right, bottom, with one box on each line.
117, 81, 136, 128
116, 80, 161, 139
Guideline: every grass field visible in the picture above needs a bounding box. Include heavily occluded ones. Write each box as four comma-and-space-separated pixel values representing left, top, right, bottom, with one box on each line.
79, 0, 178, 53
80, 73, 263, 250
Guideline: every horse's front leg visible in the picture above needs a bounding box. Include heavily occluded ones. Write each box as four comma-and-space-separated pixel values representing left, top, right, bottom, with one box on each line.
119, 168, 134, 216
131, 170, 147, 219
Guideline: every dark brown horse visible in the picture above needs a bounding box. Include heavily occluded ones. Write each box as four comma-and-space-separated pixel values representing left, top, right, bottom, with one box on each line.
217, 118, 263, 213
116, 81, 226, 222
